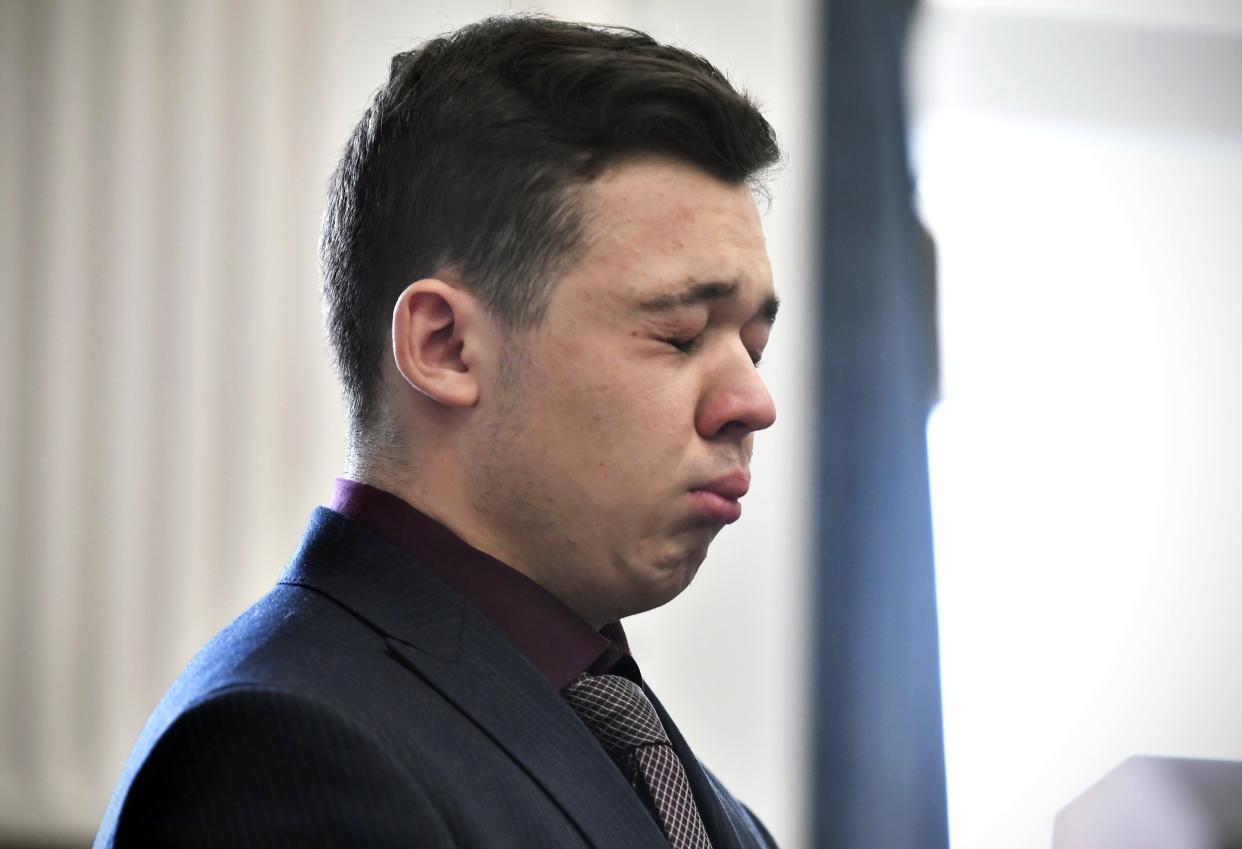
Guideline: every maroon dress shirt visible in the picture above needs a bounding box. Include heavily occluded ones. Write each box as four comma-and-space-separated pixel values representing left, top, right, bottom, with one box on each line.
328, 478, 639, 690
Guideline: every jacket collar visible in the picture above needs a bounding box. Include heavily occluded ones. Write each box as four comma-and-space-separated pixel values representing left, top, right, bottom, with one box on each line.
279, 507, 465, 657
648, 687, 771, 849
278, 508, 672, 849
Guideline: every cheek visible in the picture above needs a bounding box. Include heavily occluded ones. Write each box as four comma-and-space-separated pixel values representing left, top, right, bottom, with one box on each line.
523, 335, 701, 466
583, 379, 696, 477
533, 389, 672, 488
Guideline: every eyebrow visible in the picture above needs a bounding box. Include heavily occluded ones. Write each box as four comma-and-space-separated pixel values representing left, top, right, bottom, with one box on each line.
638, 280, 781, 325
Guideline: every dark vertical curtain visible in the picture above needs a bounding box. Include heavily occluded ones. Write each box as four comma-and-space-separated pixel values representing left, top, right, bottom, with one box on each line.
812, 0, 949, 847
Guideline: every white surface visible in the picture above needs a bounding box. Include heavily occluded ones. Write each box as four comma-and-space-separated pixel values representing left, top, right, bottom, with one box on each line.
925, 0, 1242, 36
912, 5, 1242, 849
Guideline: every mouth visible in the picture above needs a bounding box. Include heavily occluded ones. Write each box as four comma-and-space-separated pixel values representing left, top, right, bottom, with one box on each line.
688, 471, 750, 525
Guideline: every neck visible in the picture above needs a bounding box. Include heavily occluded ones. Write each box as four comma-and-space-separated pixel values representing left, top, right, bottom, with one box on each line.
346, 459, 617, 630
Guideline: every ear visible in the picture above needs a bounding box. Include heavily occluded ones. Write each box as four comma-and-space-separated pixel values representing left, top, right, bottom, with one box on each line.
391, 278, 484, 408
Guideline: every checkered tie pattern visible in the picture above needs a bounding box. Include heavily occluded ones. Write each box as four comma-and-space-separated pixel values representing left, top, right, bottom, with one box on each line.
564, 674, 713, 849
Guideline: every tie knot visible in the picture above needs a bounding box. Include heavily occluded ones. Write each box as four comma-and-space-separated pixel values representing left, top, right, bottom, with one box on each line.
563, 673, 670, 752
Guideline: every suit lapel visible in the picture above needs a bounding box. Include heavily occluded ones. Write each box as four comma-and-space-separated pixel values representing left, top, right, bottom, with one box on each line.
647, 686, 769, 849
280, 509, 669, 849
387, 626, 670, 849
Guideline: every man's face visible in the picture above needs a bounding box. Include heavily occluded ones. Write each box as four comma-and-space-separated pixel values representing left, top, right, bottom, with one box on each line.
467, 157, 778, 627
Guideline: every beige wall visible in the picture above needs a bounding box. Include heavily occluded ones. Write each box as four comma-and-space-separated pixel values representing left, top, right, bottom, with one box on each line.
0, 0, 816, 844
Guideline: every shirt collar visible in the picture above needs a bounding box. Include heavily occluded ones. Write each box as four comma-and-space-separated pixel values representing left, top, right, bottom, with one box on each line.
328, 478, 638, 690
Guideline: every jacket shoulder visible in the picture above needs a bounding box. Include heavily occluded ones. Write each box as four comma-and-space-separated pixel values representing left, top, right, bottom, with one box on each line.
98, 684, 453, 849
94, 581, 430, 848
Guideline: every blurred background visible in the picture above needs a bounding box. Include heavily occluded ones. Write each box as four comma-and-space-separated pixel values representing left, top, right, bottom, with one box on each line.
912, 1, 1242, 847
0, 0, 1239, 848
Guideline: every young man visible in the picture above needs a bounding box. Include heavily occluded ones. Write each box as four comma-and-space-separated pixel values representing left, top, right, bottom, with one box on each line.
96, 16, 781, 848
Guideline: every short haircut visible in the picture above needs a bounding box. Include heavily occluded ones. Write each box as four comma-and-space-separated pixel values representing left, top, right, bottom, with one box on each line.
320, 15, 781, 438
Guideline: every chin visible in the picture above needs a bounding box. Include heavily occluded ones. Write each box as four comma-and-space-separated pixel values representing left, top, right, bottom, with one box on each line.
637, 545, 710, 610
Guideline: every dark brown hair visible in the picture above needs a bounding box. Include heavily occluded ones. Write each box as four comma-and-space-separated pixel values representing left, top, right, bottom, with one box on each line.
320, 15, 780, 437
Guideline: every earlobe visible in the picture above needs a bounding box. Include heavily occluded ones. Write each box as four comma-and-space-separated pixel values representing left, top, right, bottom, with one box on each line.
391, 279, 482, 408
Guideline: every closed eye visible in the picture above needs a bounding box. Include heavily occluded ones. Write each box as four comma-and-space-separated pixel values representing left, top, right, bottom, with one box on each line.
667, 335, 702, 356
665, 335, 764, 365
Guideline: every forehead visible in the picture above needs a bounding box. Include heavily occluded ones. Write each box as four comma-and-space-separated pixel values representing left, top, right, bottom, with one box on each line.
559, 158, 773, 308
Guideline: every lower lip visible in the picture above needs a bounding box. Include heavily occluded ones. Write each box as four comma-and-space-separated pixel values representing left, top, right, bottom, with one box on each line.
688, 490, 743, 524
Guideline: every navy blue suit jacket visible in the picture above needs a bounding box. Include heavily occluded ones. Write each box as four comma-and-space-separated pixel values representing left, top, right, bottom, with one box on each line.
94, 507, 778, 848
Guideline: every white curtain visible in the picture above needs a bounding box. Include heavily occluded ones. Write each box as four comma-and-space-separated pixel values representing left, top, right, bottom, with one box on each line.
0, 0, 345, 837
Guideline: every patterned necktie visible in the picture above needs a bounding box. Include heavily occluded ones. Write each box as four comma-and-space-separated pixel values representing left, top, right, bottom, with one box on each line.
563, 673, 714, 849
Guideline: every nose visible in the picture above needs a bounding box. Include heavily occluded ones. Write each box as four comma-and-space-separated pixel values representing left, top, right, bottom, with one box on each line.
695, 351, 777, 441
